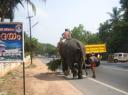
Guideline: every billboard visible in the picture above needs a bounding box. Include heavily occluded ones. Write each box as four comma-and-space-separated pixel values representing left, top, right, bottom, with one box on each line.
85, 44, 107, 54
0, 22, 24, 62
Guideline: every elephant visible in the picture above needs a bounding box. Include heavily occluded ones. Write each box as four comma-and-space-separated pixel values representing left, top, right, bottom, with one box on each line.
58, 38, 86, 79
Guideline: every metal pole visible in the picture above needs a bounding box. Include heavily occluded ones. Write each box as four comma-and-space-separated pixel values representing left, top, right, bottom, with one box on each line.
27, 1, 33, 65
28, 16, 33, 65
23, 62, 25, 95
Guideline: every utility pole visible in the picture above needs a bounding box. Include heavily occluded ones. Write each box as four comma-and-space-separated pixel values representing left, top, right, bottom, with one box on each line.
27, 16, 33, 65
27, 1, 33, 65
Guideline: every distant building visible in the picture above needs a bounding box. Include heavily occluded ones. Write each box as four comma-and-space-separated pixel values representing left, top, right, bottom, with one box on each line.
3, 48, 22, 56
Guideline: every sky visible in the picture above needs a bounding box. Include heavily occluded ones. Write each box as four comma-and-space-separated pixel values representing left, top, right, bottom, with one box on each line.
14, 0, 121, 46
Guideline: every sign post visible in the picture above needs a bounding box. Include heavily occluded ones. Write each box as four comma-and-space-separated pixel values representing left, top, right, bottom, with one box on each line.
0, 22, 25, 95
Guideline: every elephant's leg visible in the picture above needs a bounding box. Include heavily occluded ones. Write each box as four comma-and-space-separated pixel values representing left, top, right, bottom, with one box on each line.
62, 60, 70, 76
64, 67, 70, 76
73, 68, 78, 79
62, 61, 66, 72
61, 58, 65, 72
77, 62, 83, 79
69, 63, 78, 79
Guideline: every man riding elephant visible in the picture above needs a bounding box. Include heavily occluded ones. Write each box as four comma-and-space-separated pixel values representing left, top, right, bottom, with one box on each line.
57, 29, 86, 79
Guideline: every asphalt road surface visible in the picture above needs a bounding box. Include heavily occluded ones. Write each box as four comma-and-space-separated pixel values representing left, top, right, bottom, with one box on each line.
41, 57, 128, 95
67, 62, 128, 95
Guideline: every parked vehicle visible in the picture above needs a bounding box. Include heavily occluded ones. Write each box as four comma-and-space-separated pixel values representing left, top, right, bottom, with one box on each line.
114, 53, 128, 63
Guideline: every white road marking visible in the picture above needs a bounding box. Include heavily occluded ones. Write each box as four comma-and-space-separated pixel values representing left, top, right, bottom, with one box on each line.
83, 75, 128, 95
102, 66, 128, 72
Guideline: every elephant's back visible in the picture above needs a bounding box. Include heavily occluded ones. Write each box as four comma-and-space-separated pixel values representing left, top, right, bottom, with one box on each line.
63, 38, 85, 57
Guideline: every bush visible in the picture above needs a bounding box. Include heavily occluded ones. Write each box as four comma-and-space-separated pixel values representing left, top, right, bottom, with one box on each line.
46, 59, 62, 72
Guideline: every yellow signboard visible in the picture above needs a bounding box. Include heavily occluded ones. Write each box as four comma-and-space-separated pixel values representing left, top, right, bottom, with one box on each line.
85, 44, 106, 54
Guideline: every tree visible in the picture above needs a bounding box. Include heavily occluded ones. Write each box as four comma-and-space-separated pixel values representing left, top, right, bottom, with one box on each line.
98, 2, 128, 53
98, 21, 112, 43
24, 32, 38, 55
0, 0, 46, 22
71, 24, 86, 43
108, 21, 128, 53
99, 7, 123, 53
87, 33, 101, 44
31, 38, 38, 52
71, 24, 93, 44
107, 7, 122, 24
71, 24, 102, 44
42, 44, 57, 57
120, 0, 128, 21
24, 31, 58, 56
0, 0, 23, 22
35, 42, 44, 54
24, 32, 30, 53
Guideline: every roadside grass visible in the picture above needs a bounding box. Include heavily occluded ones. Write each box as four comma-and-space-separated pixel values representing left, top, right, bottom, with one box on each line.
0, 66, 23, 95
25, 64, 36, 69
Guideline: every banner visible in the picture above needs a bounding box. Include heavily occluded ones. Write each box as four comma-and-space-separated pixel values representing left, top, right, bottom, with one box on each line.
85, 44, 106, 54
0, 22, 24, 62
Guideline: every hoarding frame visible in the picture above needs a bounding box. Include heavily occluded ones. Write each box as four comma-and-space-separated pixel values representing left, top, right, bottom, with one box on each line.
0, 22, 24, 63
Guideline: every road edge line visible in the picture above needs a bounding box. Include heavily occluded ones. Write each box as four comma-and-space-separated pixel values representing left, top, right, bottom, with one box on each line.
101, 66, 128, 72
85, 76, 128, 95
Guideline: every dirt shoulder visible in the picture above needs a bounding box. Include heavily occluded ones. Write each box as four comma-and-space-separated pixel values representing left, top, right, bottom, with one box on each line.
0, 58, 85, 95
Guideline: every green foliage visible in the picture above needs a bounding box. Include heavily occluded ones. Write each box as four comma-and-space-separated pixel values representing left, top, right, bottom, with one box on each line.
120, 0, 128, 21
42, 43, 58, 56
98, 1, 128, 53
24, 32, 38, 53
31, 38, 38, 52
71, 24, 102, 44
0, 0, 21, 22
107, 7, 122, 24
0, 0, 46, 22
24, 32, 30, 53
71, 24, 86, 43
87, 33, 102, 44
99, 21, 112, 43
108, 21, 128, 53
35, 42, 44, 54
24, 32, 58, 56
46, 59, 62, 72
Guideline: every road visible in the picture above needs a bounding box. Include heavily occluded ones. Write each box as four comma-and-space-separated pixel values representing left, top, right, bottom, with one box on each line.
67, 62, 128, 95
41, 57, 128, 95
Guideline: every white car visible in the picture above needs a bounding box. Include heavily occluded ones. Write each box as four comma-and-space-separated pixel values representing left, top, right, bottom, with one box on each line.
114, 52, 128, 63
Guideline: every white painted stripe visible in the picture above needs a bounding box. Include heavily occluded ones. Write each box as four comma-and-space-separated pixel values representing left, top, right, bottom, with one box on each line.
102, 66, 128, 72
83, 75, 128, 95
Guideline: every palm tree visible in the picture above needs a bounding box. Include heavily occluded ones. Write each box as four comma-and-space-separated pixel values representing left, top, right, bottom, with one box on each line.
107, 7, 122, 24
0, 0, 23, 22
120, 0, 128, 21
0, 0, 46, 22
